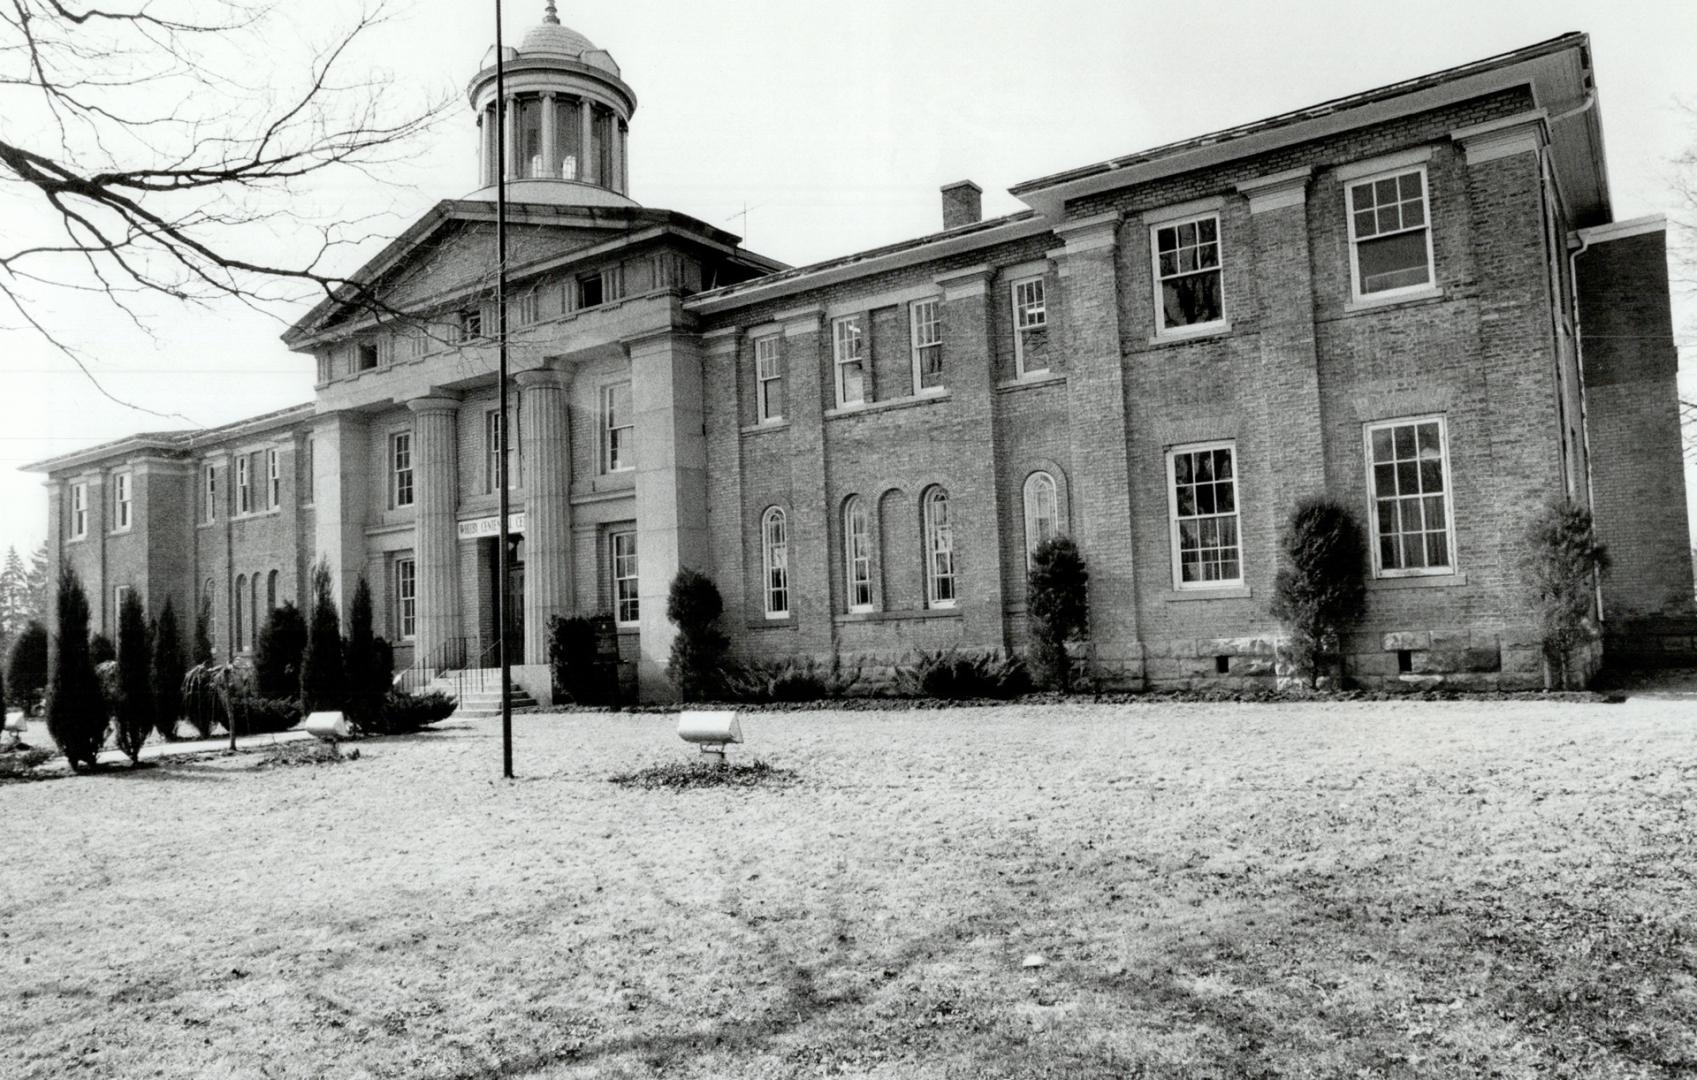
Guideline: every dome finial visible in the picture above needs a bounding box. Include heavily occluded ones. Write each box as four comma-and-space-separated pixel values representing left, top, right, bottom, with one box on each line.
543, 0, 560, 25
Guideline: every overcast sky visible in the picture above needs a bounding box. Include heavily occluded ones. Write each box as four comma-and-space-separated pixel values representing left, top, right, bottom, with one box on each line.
3, 0, 1694, 563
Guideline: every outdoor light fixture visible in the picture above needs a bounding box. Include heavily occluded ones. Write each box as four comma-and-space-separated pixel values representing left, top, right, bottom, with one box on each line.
677, 710, 742, 766
305, 711, 350, 742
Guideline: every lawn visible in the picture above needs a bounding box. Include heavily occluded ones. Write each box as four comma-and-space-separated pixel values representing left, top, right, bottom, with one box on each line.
2, 697, 1695, 1079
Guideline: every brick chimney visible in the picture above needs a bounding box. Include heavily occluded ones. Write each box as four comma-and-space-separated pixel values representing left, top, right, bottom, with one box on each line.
941, 180, 982, 230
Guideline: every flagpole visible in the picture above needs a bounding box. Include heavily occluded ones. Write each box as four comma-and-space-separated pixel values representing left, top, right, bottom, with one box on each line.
495, 0, 514, 780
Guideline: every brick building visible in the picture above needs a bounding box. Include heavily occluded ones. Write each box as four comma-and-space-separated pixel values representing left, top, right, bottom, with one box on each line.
26, 17, 1694, 698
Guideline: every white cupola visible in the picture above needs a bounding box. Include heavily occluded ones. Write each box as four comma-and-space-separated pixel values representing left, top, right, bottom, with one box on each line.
466, 1, 638, 207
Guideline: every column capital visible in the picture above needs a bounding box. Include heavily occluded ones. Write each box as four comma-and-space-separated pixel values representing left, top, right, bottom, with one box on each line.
406, 394, 460, 416
515, 368, 565, 391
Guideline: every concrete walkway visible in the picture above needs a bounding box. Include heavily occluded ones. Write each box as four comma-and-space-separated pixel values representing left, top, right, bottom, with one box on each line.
5, 712, 314, 774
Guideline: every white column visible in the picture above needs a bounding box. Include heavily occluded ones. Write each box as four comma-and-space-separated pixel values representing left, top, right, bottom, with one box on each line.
540, 93, 557, 181
579, 99, 595, 186
610, 120, 625, 194
407, 395, 463, 672
502, 95, 517, 181
310, 412, 369, 611
517, 369, 572, 671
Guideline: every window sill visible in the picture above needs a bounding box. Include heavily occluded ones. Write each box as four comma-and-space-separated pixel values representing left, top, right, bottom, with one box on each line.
1164, 585, 1252, 602
995, 372, 1067, 392
748, 616, 794, 630
1342, 285, 1444, 315
834, 608, 963, 625
109, 527, 133, 537
66, 535, 89, 544
824, 391, 951, 420
740, 419, 790, 435
1149, 321, 1232, 347
233, 508, 283, 521
1368, 571, 1467, 591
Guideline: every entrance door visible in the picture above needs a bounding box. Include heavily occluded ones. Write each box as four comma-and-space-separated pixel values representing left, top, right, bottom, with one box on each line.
505, 559, 525, 665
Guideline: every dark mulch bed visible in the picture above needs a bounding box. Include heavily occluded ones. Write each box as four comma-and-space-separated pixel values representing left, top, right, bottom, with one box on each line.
609, 759, 799, 791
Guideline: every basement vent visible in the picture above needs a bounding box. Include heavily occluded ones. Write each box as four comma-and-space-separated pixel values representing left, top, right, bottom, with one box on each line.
1397, 649, 1413, 674
1214, 655, 1230, 675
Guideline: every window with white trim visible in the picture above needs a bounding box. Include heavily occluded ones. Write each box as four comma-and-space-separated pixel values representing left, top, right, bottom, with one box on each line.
1011, 275, 1048, 376
611, 530, 639, 626
69, 482, 88, 539
356, 342, 379, 372
577, 267, 620, 310
844, 495, 873, 612
923, 487, 957, 608
458, 308, 482, 342
112, 471, 132, 531
394, 557, 417, 640
234, 574, 246, 652
761, 507, 789, 618
236, 456, 252, 515
301, 440, 314, 505
391, 431, 414, 508
754, 335, 783, 423
601, 382, 633, 473
266, 449, 280, 508
485, 407, 520, 492
1152, 215, 1224, 332
1366, 416, 1454, 576
1168, 442, 1241, 588
1347, 167, 1433, 298
1023, 471, 1058, 561
833, 316, 866, 406
910, 298, 943, 392
202, 464, 217, 524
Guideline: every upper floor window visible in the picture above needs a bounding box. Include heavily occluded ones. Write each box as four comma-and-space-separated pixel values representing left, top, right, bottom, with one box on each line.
266, 449, 280, 508
833, 315, 866, 406
1152, 215, 1224, 333
202, 463, 217, 524
394, 557, 417, 640
1023, 471, 1058, 562
602, 382, 633, 473
458, 308, 483, 342
112, 471, 132, 531
1348, 167, 1433, 299
1366, 416, 1454, 576
69, 481, 88, 540
761, 507, 789, 618
1011, 276, 1048, 376
923, 487, 957, 609
844, 495, 873, 613
1168, 442, 1241, 588
577, 267, 621, 310
910, 298, 943, 392
391, 431, 414, 508
754, 336, 783, 423
611, 530, 639, 626
484, 408, 520, 492
300, 439, 314, 505
356, 342, 379, 372
114, 586, 133, 625
236, 456, 252, 515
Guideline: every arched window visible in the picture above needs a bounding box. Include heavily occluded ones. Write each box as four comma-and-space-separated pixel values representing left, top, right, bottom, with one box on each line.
234, 575, 246, 652
202, 579, 216, 656
844, 496, 873, 612
266, 570, 279, 613
1023, 471, 1059, 562
250, 575, 260, 647
761, 507, 789, 618
923, 487, 956, 608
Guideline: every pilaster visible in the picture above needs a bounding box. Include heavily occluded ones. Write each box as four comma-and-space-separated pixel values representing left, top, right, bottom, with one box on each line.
310, 412, 369, 612
778, 307, 833, 656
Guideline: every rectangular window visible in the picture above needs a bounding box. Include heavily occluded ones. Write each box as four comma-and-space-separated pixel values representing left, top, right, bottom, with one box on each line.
1168, 442, 1241, 588
112, 472, 132, 531
394, 558, 417, 640
1366, 416, 1454, 576
611, 530, 639, 626
1152, 215, 1224, 333
69, 482, 88, 540
236, 456, 251, 515
301, 440, 314, 505
910, 298, 943, 392
754, 336, 783, 423
833, 315, 866, 406
1348, 167, 1433, 298
391, 431, 414, 508
578, 269, 618, 310
484, 408, 520, 492
458, 308, 482, 342
356, 342, 379, 371
601, 382, 633, 473
203, 463, 217, 523
1012, 276, 1048, 376
267, 449, 280, 508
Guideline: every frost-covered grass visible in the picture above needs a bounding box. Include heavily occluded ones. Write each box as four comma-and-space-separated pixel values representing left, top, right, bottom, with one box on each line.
2, 698, 1695, 1079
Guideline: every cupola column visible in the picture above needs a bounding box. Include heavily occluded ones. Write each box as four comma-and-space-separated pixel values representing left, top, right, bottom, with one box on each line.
610, 120, 625, 194
502, 94, 517, 180
540, 93, 558, 180
579, 99, 595, 185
